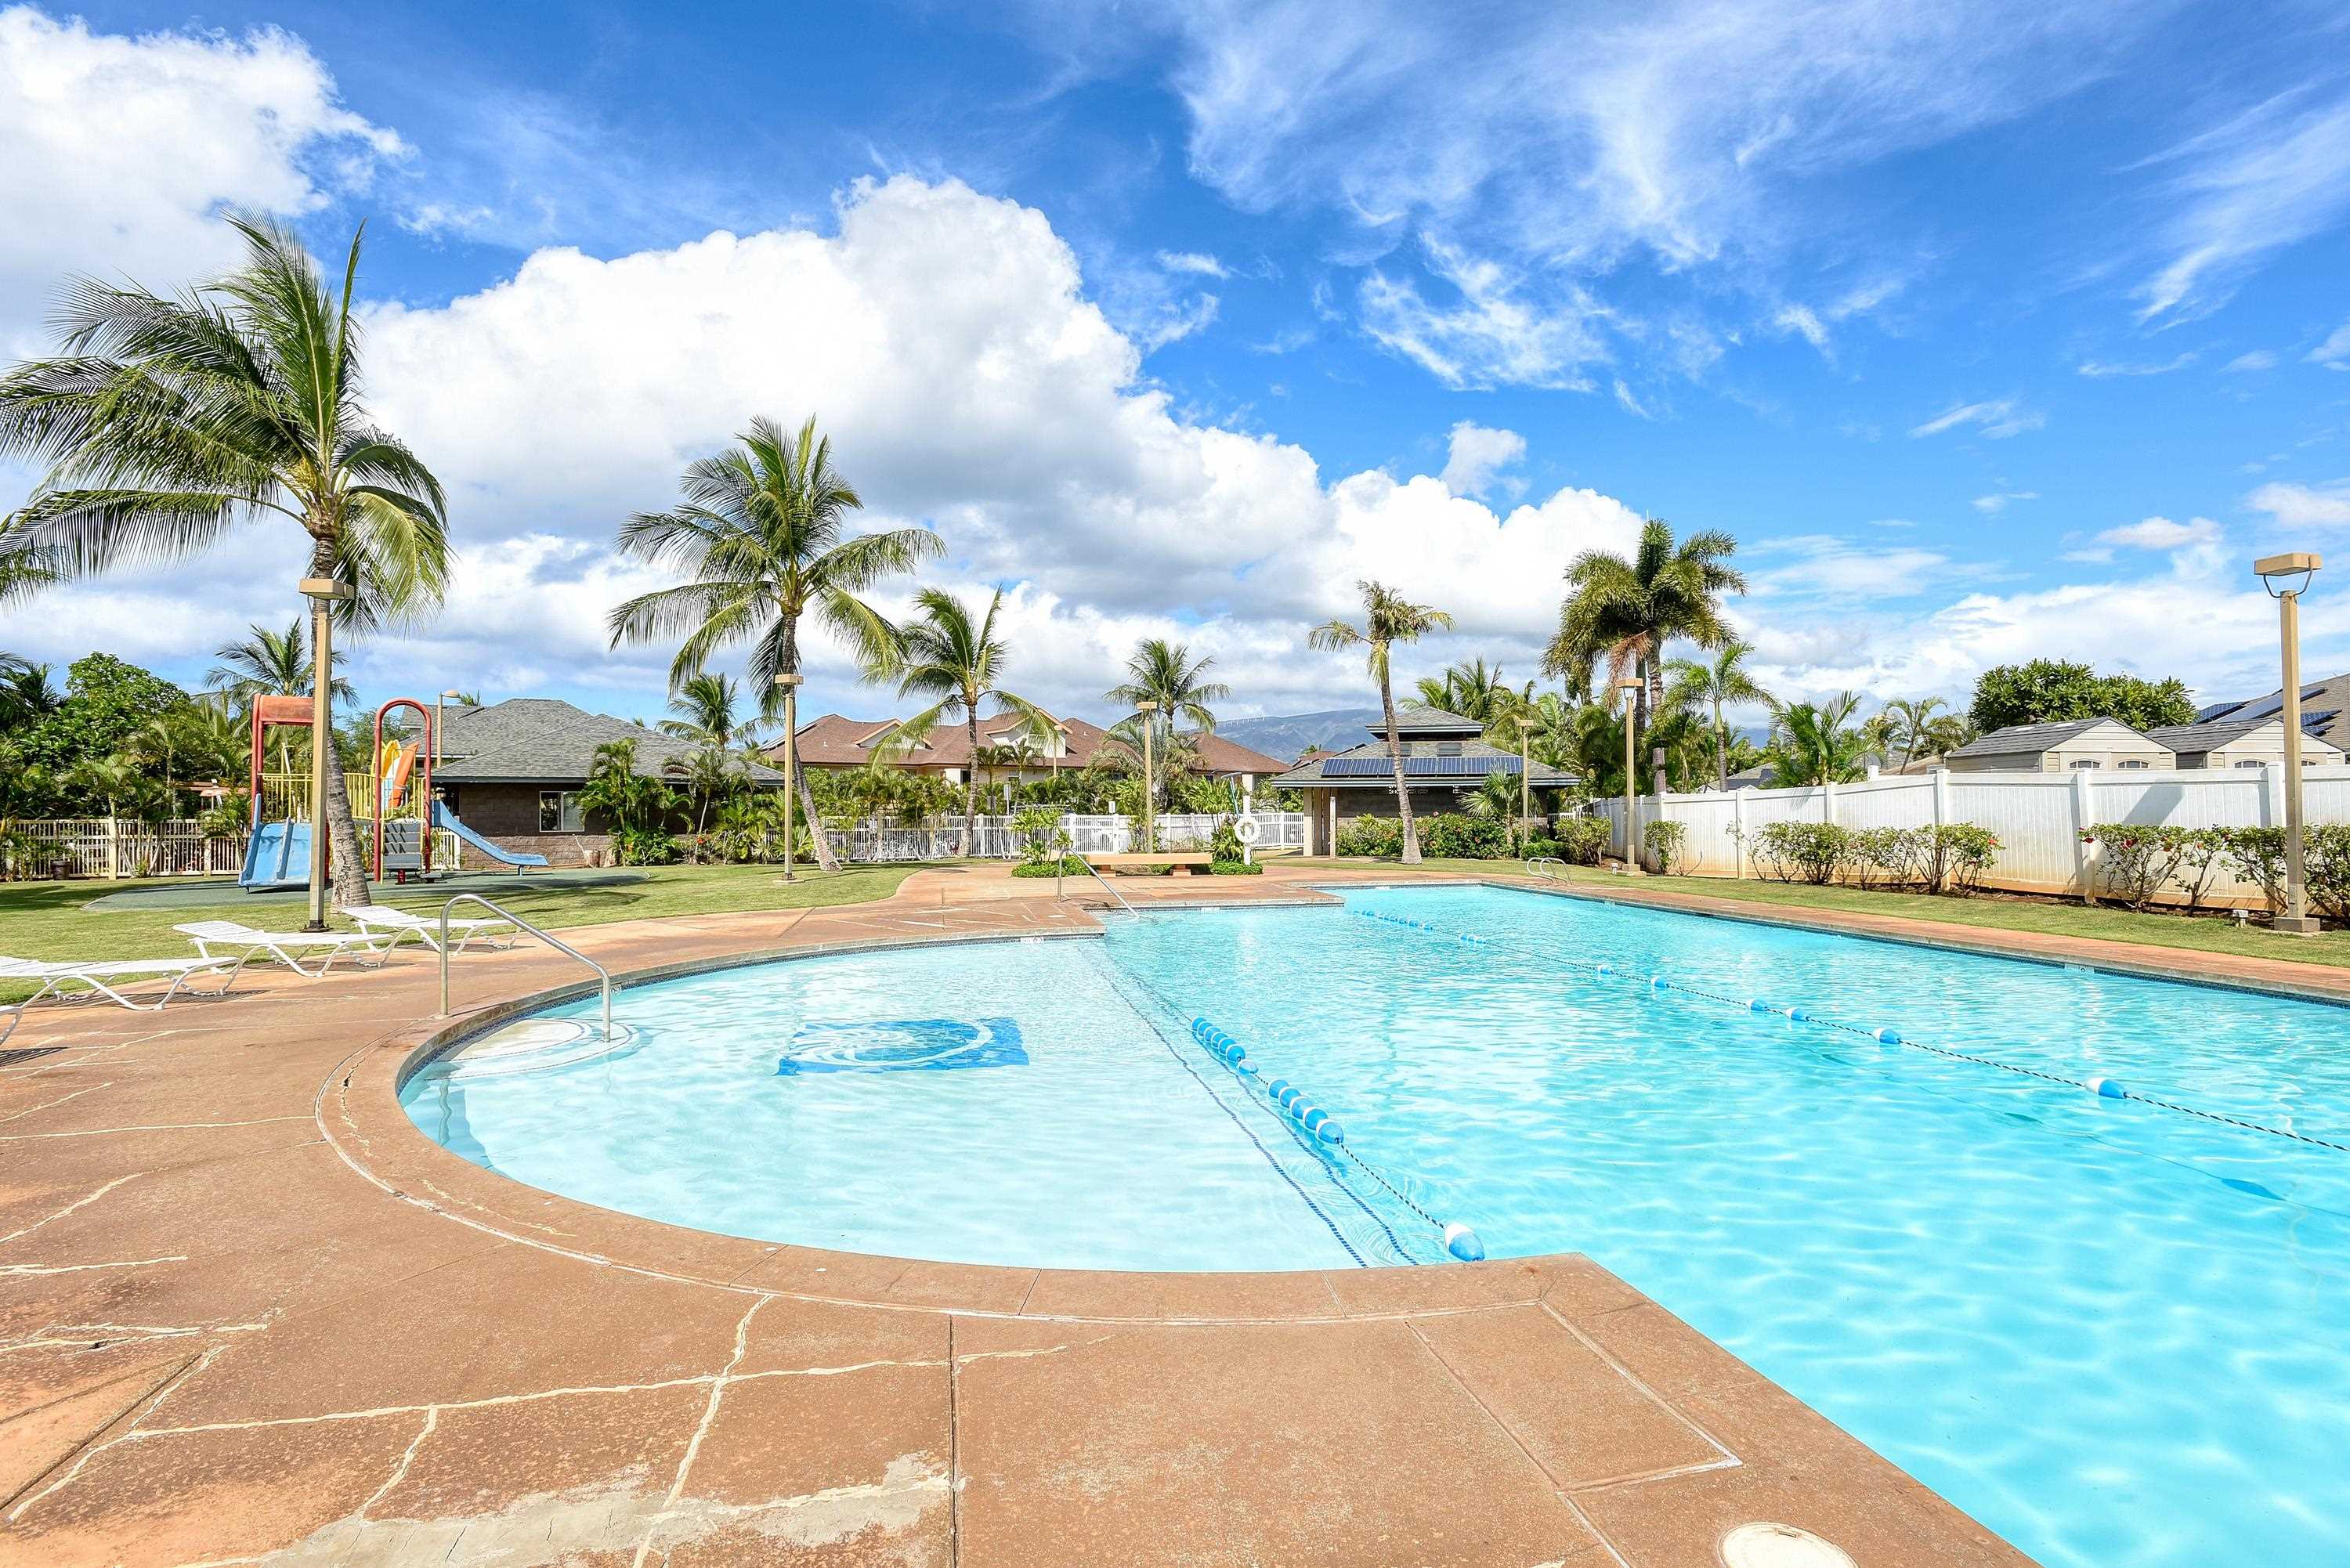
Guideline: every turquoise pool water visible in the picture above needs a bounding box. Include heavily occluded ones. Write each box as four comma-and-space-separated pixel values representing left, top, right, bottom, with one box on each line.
402, 884, 2350, 1568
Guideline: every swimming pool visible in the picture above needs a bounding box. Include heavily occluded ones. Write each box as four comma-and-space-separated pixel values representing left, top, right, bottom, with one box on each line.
402, 883, 2350, 1568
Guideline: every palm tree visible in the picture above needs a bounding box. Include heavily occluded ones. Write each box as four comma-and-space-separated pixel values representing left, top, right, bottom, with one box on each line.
1881, 695, 1961, 770
1661, 640, 1777, 792
0, 544, 57, 606
609, 415, 941, 873
1767, 693, 1871, 786
208, 620, 352, 706
1415, 658, 1528, 726
1544, 518, 1745, 793
659, 672, 754, 747
664, 742, 748, 851
1310, 580, 1452, 864
1104, 638, 1231, 816
0, 215, 448, 911
883, 587, 1050, 854
0, 660, 62, 735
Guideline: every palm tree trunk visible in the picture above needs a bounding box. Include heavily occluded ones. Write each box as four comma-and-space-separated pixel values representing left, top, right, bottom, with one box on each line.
1381, 666, 1420, 863
962, 707, 980, 857
306, 539, 371, 912
776, 622, 841, 873
1714, 696, 1728, 793
1646, 656, 1666, 796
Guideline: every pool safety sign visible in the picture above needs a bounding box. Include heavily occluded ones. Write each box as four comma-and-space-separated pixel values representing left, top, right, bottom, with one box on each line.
776, 1017, 1028, 1075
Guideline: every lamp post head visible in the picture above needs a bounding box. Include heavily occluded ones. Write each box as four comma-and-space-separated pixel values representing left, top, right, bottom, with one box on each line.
772, 673, 804, 689
2257, 551, 2323, 598
1136, 699, 1159, 712
440, 689, 463, 699
298, 577, 354, 602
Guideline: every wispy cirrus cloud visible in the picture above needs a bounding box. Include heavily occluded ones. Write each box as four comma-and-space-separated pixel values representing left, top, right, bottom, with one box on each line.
2132, 86, 2350, 323
2247, 479, 2350, 527
2077, 352, 2196, 377
1358, 237, 1607, 388
1909, 398, 2044, 439
1972, 490, 2038, 513
2308, 320, 2350, 370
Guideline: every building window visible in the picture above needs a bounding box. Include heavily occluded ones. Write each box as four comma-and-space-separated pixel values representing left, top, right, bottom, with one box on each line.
2068, 760, 2102, 770
538, 789, 584, 833
1436, 741, 1462, 757
2118, 761, 2148, 770
2235, 760, 2263, 770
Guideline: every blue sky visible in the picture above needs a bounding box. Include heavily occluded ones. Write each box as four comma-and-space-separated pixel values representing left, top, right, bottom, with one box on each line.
4, 0, 2349, 731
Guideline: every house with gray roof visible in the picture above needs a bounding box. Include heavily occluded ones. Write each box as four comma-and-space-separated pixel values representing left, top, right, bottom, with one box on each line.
431, 698, 781, 865
2191, 672, 2350, 750
1267, 704, 1579, 854
2140, 717, 2346, 770
1946, 718, 2173, 773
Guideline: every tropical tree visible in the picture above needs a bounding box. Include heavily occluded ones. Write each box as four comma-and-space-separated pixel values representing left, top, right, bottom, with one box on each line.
1662, 640, 1777, 792
0, 215, 449, 910
208, 620, 352, 707
608, 414, 942, 873
1309, 580, 1452, 863
882, 587, 1050, 854
1766, 693, 1871, 786
664, 742, 749, 850
0, 659, 62, 735
577, 738, 680, 837
659, 672, 755, 748
1881, 695, 1975, 768
1416, 658, 1531, 727
1102, 638, 1230, 818
1544, 518, 1746, 793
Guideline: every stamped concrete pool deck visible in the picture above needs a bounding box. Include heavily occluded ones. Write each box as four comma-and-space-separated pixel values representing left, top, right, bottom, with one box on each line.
10, 857, 2266, 1567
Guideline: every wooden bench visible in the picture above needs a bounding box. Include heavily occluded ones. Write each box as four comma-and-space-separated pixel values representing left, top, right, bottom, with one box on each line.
1085, 852, 1213, 876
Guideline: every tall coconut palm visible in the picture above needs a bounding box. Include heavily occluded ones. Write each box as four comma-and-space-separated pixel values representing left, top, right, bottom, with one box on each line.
1416, 658, 1529, 726
1661, 639, 1777, 792
1545, 518, 1745, 793
1104, 638, 1231, 816
1881, 695, 1953, 769
882, 587, 1050, 854
658, 672, 755, 748
609, 415, 941, 873
1310, 581, 1452, 864
0, 215, 449, 911
208, 619, 352, 777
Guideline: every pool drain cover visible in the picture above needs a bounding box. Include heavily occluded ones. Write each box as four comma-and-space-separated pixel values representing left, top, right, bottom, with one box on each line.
1719, 1522, 1856, 1568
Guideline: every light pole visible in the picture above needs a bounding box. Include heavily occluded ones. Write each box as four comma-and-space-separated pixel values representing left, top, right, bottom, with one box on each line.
773, 673, 804, 883
1515, 715, 1535, 852
1137, 699, 1159, 854
2257, 552, 2323, 933
298, 576, 354, 930
1616, 678, 1644, 875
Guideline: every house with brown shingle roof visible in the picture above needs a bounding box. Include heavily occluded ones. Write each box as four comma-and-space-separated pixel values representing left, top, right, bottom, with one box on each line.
779, 711, 1289, 789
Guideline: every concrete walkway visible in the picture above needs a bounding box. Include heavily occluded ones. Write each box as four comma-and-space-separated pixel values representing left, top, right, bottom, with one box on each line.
0, 862, 2073, 1566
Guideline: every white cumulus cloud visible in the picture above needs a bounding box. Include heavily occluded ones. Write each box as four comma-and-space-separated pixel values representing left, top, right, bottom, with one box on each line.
2247, 480, 2350, 527
1437, 422, 1527, 500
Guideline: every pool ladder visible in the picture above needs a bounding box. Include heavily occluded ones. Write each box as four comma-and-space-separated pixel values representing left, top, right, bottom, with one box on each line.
1524, 856, 1567, 880
437, 893, 613, 1040
1073, 856, 1140, 916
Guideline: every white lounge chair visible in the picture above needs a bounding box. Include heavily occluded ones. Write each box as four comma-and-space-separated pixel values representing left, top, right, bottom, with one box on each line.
345, 905, 521, 956
0, 954, 247, 1044
173, 921, 386, 977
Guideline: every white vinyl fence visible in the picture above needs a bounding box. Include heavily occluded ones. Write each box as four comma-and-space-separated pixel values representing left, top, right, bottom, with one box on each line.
824, 811, 1307, 864
1594, 764, 2350, 905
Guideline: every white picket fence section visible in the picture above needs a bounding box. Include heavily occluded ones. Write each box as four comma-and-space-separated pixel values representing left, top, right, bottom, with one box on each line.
824, 811, 1307, 864
11, 819, 246, 880
1594, 764, 2350, 903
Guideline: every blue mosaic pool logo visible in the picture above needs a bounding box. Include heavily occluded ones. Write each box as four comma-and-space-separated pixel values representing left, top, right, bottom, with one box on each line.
777, 1017, 1027, 1075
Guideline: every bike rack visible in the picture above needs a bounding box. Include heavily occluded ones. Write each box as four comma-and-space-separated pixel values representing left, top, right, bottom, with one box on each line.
439, 892, 613, 1040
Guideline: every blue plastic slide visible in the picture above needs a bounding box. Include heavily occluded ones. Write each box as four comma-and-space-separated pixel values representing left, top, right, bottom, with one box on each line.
431, 801, 550, 869
239, 819, 309, 891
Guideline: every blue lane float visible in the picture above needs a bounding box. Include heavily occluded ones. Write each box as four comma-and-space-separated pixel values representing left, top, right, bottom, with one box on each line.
1191, 1020, 1343, 1144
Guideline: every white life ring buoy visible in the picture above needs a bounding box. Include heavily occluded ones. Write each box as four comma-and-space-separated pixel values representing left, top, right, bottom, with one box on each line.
1233, 816, 1263, 844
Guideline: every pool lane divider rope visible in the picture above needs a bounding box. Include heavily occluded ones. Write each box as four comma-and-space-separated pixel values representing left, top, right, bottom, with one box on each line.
1188, 1015, 1486, 1263
1354, 906, 2350, 1162
1083, 951, 1415, 1266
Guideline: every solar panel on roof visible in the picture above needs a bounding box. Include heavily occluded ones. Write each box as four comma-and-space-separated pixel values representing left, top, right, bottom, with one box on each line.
1319, 755, 1523, 777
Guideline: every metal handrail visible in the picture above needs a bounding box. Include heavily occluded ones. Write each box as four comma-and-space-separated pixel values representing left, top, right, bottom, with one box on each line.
439, 893, 613, 1040
1524, 856, 1567, 880
1076, 854, 1140, 915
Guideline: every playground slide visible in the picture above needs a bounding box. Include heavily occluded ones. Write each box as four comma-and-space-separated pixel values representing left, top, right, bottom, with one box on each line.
379, 741, 418, 815
431, 801, 550, 869
239, 819, 309, 891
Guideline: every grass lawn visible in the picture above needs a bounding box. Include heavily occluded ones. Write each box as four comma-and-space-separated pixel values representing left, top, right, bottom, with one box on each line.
0, 862, 924, 1002
1292, 855, 2350, 970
